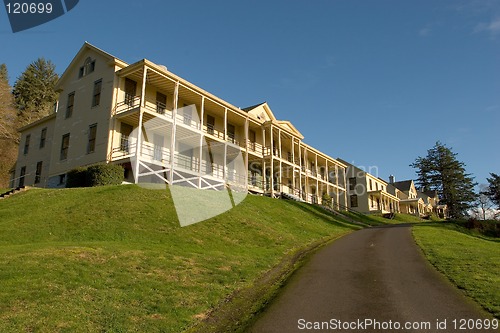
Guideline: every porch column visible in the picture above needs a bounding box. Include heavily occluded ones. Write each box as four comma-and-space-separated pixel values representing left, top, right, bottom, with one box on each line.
278, 128, 282, 159
342, 166, 348, 211
223, 108, 228, 181
134, 67, 148, 184
304, 148, 308, 202
169, 80, 179, 183
270, 124, 274, 196
291, 138, 295, 194
244, 116, 249, 189
262, 126, 266, 191
298, 140, 302, 199
198, 96, 205, 188
315, 154, 319, 203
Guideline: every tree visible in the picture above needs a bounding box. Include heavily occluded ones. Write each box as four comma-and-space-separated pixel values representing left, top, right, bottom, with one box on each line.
0, 64, 19, 187
485, 173, 500, 210
471, 184, 495, 220
411, 142, 476, 219
0, 64, 8, 82
12, 58, 58, 126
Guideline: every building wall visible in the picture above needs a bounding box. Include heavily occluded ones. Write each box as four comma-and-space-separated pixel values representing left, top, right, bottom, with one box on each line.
14, 115, 55, 187
48, 48, 118, 183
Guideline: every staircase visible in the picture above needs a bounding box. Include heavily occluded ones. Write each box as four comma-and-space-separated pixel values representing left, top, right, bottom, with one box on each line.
280, 192, 306, 202
0, 186, 27, 199
314, 204, 370, 227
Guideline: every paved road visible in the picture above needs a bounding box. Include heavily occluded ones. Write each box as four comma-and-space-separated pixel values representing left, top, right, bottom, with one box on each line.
247, 224, 494, 333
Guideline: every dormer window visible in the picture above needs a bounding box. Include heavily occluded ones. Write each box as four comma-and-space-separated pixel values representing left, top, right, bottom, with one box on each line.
78, 57, 95, 78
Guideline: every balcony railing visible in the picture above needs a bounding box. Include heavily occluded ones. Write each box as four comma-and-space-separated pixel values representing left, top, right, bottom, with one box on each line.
115, 95, 173, 119
247, 140, 264, 155
111, 141, 171, 163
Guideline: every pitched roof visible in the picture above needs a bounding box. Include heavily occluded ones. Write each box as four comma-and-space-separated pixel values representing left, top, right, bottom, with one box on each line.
392, 180, 414, 191
55, 42, 127, 91
423, 190, 438, 198
242, 102, 266, 112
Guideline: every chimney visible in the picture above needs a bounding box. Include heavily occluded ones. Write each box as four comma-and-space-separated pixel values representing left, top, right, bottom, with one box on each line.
389, 175, 395, 184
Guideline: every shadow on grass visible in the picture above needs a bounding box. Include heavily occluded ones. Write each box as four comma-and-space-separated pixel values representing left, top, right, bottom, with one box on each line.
280, 200, 361, 231
412, 221, 500, 243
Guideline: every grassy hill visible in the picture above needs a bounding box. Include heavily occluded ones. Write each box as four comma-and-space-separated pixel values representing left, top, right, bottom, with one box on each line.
413, 223, 500, 318
0, 185, 359, 333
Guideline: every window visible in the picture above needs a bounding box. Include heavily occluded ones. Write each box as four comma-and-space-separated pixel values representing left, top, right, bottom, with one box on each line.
66, 92, 75, 118
40, 128, 47, 148
369, 179, 372, 191
79, 57, 95, 78
60, 133, 70, 160
87, 124, 97, 154
376, 183, 379, 191
92, 79, 102, 107
19, 166, 26, 187
183, 105, 192, 126
349, 177, 356, 191
206, 115, 215, 135
35, 161, 42, 184
249, 130, 256, 151
125, 78, 137, 106
23, 134, 30, 155
156, 92, 166, 114
350, 195, 358, 207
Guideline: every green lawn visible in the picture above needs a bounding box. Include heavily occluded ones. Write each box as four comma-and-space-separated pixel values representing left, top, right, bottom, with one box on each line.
0, 185, 358, 333
413, 223, 500, 318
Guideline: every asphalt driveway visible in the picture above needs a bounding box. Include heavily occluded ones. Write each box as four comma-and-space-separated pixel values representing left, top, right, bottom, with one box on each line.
247, 224, 494, 333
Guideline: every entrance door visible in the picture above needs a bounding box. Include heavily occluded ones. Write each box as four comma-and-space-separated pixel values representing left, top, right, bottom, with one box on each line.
125, 78, 137, 106
156, 92, 166, 114
120, 123, 133, 153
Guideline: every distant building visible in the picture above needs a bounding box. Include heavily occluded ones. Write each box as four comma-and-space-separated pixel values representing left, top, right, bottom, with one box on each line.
339, 159, 400, 214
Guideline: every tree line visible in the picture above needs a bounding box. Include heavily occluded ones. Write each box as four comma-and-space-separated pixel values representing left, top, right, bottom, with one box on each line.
0, 59, 58, 187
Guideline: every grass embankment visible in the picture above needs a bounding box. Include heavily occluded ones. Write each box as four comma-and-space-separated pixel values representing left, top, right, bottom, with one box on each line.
413, 223, 500, 318
0, 185, 359, 333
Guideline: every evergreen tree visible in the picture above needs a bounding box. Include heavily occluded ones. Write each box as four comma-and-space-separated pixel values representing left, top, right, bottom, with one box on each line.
12, 58, 58, 126
485, 173, 500, 210
411, 142, 476, 219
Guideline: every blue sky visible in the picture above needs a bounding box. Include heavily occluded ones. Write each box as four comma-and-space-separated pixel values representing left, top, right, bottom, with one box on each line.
1, 0, 499, 185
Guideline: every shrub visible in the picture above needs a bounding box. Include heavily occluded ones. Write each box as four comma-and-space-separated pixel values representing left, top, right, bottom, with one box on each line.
86, 164, 124, 187
66, 164, 124, 188
321, 193, 332, 207
66, 167, 88, 188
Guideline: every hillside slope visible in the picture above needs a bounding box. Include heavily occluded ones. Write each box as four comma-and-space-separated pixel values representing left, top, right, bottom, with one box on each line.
0, 185, 358, 333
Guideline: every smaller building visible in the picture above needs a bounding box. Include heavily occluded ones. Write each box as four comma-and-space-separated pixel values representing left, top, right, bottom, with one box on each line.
339, 159, 400, 214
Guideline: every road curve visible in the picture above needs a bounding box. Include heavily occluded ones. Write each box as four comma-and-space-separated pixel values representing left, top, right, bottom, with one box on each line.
247, 224, 494, 333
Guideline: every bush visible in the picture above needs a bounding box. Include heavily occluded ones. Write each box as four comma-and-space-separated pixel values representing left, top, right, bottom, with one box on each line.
321, 193, 332, 207
66, 164, 124, 188
459, 219, 500, 238
86, 164, 124, 187
66, 167, 88, 188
